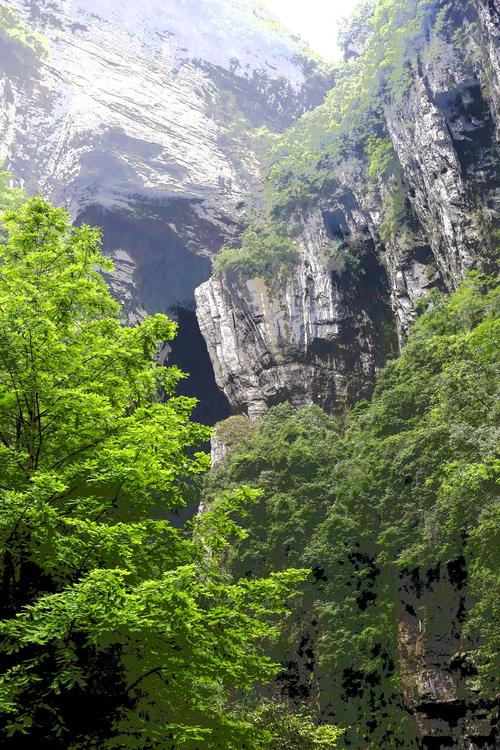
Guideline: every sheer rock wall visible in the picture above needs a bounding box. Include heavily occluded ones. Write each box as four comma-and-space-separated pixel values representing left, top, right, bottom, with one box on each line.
196, 1, 500, 417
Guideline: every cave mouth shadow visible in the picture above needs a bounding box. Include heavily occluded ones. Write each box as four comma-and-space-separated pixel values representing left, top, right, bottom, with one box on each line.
77, 202, 231, 428
166, 304, 231, 426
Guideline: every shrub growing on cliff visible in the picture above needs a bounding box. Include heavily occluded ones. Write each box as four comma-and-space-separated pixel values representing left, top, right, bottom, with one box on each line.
214, 219, 299, 279
0, 5, 49, 59
0, 197, 307, 749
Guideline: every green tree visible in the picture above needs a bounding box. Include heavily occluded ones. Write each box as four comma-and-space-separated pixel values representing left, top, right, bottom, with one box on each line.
214, 218, 298, 280
245, 700, 344, 749
0, 197, 305, 749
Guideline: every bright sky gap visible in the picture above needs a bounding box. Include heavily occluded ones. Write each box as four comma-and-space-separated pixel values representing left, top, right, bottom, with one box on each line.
260, 0, 362, 60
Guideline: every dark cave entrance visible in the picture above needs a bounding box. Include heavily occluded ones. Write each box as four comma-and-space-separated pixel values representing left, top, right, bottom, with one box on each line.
77, 203, 231, 427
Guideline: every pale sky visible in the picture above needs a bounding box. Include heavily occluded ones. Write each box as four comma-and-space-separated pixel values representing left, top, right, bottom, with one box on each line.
261, 0, 361, 61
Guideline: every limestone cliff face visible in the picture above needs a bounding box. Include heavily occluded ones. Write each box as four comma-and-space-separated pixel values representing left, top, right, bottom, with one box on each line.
0, 0, 329, 316
477, 0, 500, 136
196, 208, 394, 418
196, 0, 500, 417
1, 0, 324, 212
1, 2, 498, 746
0, 0, 329, 422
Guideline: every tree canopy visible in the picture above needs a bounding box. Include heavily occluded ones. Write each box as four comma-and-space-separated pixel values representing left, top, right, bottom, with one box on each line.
0, 197, 309, 749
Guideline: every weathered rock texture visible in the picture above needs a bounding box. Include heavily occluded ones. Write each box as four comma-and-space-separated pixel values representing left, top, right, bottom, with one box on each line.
1, 0, 326, 214
196, 208, 395, 418
1, 1, 499, 747
0, 0, 330, 422
477, 0, 500, 136
196, 0, 500, 417
398, 565, 498, 749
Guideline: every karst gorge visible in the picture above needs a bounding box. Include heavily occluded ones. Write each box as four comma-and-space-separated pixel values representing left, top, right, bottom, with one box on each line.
0, 0, 498, 747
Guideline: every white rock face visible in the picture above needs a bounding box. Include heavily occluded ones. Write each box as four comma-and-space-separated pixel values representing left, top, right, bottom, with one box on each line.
2, 1, 497, 422
196, 209, 392, 418
387, 75, 485, 289
0, 0, 331, 420
0, 0, 319, 215
477, 0, 500, 137
0, 0, 330, 355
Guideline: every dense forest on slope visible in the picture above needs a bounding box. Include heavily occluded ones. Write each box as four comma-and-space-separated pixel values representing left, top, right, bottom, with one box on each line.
206, 275, 500, 747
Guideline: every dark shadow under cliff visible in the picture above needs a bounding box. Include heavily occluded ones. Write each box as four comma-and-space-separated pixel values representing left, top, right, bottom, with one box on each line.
77, 202, 231, 426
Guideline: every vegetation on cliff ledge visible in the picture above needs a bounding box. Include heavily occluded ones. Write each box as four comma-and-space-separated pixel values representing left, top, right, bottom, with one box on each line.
214, 0, 493, 280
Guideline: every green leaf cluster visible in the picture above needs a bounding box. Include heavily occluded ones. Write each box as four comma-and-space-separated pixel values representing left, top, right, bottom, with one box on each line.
0, 6, 50, 58
243, 700, 345, 749
213, 217, 299, 280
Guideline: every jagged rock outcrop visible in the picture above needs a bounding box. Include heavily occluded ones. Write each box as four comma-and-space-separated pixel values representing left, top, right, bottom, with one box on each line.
477, 0, 500, 136
1, 2, 498, 747
196, 208, 395, 418
386, 58, 498, 290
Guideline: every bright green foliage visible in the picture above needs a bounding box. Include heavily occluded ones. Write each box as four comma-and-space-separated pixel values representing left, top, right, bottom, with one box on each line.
221, 0, 485, 283
366, 136, 398, 182
244, 700, 345, 749
207, 274, 500, 746
213, 218, 299, 279
216, 1, 478, 276
0, 197, 308, 748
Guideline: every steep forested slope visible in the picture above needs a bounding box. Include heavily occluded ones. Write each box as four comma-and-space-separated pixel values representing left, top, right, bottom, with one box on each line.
206, 275, 500, 748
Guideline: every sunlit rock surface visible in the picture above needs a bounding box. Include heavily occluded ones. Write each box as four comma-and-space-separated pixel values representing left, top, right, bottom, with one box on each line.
0, 0, 329, 422
1, 0, 326, 213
